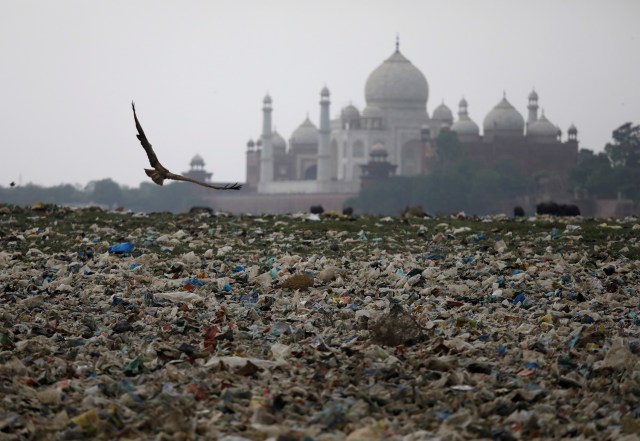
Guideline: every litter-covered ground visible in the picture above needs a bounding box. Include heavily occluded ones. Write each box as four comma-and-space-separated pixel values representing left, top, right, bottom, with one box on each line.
1, 204, 640, 440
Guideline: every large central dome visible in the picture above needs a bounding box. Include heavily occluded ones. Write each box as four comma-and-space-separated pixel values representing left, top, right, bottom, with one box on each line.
365, 50, 429, 110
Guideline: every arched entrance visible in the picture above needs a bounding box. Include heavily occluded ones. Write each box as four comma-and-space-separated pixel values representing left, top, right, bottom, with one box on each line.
304, 164, 317, 180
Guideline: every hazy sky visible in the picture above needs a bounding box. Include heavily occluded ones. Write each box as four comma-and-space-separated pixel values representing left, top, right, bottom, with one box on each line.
1, 0, 639, 188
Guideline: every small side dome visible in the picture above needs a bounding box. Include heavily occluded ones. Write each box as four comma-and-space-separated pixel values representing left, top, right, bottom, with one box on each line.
341, 104, 360, 122
369, 144, 388, 159
528, 89, 538, 101
190, 154, 205, 167
362, 105, 383, 119
290, 117, 318, 145
432, 102, 454, 124
568, 123, 577, 134
272, 130, 287, 151
452, 96, 478, 138
527, 112, 558, 142
483, 96, 525, 134
263, 94, 272, 104
527, 113, 558, 140
451, 117, 480, 136
321, 86, 330, 97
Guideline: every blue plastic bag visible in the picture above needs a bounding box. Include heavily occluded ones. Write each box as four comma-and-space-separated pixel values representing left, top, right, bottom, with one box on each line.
512, 293, 526, 306
108, 242, 134, 254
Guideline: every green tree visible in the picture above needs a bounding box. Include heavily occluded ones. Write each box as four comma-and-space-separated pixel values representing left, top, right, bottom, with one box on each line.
569, 149, 614, 197
0, 183, 87, 206
570, 122, 640, 202
348, 156, 533, 216
433, 129, 462, 169
605, 122, 640, 168
90, 178, 123, 208
48, 184, 85, 204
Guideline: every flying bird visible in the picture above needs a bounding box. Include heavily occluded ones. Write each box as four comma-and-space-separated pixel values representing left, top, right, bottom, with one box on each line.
131, 102, 241, 190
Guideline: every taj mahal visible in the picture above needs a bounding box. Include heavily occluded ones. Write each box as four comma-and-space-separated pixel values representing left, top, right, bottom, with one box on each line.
239, 39, 579, 201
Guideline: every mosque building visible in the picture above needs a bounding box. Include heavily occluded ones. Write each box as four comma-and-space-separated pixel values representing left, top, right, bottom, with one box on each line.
243, 40, 579, 198
182, 154, 212, 183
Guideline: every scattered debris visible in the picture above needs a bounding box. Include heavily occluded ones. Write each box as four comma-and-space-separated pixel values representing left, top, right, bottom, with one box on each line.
0, 204, 639, 439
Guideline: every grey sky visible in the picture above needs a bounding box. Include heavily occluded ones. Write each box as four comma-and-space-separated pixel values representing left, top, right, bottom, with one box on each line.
1, 0, 638, 188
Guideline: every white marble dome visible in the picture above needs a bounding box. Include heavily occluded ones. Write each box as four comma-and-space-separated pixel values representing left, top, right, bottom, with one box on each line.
272, 130, 287, 151
433, 102, 453, 123
483, 97, 525, 133
451, 117, 480, 136
290, 117, 318, 145
365, 50, 428, 109
370, 145, 389, 157
341, 104, 360, 121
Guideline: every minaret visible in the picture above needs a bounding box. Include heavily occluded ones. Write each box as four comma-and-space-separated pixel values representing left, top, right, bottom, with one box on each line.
317, 86, 331, 182
527, 89, 539, 125
258, 94, 274, 188
245, 139, 260, 190
458, 97, 469, 118
568, 123, 578, 143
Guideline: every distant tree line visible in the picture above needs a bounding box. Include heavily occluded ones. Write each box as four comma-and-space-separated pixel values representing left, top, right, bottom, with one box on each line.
0, 179, 209, 213
569, 122, 640, 202
348, 131, 534, 215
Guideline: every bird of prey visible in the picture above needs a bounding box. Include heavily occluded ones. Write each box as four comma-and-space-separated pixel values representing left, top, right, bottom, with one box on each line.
131, 102, 241, 190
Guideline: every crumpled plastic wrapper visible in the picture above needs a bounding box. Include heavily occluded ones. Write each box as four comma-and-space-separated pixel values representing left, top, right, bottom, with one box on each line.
1, 204, 639, 440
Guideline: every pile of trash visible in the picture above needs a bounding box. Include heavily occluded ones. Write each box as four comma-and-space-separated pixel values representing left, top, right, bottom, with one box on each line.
1, 205, 639, 440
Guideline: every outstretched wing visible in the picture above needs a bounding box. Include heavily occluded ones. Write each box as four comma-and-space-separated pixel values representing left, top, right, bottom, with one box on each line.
165, 171, 242, 190
132, 101, 241, 191
132, 101, 164, 170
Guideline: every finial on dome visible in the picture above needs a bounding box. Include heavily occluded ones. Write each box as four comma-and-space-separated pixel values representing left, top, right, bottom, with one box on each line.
395, 34, 400, 52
